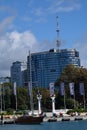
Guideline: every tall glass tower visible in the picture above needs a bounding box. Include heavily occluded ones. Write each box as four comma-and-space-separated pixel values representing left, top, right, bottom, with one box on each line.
11, 61, 27, 87
27, 49, 80, 88
11, 61, 22, 86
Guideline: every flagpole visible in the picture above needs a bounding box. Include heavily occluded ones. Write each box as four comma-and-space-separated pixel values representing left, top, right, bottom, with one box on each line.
0, 84, 2, 113
83, 93, 85, 109
69, 82, 75, 109
79, 83, 85, 109
83, 87, 86, 109
1, 93, 2, 113
16, 94, 17, 111
74, 92, 75, 109
64, 88, 66, 110
14, 82, 17, 111
49, 82, 56, 115
2, 84, 5, 111
60, 82, 66, 110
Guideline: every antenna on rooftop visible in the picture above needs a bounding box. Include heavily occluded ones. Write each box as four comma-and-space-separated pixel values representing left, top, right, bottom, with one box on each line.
56, 16, 60, 50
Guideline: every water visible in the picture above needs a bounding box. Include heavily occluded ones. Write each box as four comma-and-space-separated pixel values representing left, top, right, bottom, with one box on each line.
0, 120, 87, 130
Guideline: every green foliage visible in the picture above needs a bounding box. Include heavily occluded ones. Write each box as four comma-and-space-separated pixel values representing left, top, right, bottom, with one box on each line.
17, 87, 29, 110
66, 98, 79, 109
55, 64, 87, 84
0, 84, 52, 112
55, 64, 87, 109
15, 110, 23, 115
55, 95, 65, 109
1, 66, 87, 113
67, 108, 87, 114
6, 108, 14, 115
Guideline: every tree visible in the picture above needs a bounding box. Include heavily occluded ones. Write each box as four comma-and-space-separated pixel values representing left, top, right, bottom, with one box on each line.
55, 64, 87, 109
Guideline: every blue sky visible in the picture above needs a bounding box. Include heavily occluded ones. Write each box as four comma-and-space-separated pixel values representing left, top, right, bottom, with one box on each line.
0, 0, 87, 76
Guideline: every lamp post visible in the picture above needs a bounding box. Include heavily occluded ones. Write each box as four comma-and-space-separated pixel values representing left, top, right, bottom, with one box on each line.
51, 95, 56, 115
37, 92, 42, 115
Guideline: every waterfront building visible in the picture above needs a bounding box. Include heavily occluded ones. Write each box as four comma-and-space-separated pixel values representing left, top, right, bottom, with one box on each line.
27, 49, 80, 88
11, 61, 27, 87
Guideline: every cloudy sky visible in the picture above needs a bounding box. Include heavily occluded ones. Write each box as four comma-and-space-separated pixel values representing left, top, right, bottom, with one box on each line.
0, 0, 87, 77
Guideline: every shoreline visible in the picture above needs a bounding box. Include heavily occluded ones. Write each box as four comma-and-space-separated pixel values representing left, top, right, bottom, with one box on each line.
43, 115, 87, 122
1, 114, 87, 124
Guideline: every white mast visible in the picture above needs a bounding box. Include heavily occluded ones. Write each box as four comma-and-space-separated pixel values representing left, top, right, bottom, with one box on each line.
29, 50, 34, 115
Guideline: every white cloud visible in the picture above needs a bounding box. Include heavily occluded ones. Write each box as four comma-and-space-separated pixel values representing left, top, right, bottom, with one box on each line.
0, 16, 15, 33
0, 31, 39, 76
1, 29, 87, 77
0, 0, 82, 77
73, 33, 87, 67
31, 0, 80, 18
47, 0, 80, 13
0, 30, 58, 77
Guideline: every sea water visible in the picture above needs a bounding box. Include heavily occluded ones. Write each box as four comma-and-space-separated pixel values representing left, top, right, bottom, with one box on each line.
0, 120, 87, 130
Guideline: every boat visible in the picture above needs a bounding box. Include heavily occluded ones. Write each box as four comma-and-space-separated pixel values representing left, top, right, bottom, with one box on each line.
48, 118, 57, 122
62, 118, 70, 121
15, 115, 44, 124
15, 51, 44, 124
74, 117, 83, 121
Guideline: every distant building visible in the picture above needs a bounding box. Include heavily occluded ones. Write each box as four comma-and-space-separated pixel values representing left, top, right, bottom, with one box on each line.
27, 49, 80, 88
22, 69, 28, 86
0, 77, 10, 84
10, 61, 27, 87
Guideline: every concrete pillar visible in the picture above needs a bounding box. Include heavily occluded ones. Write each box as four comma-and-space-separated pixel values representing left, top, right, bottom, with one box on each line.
37, 94, 42, 115
51, 95, 56, 115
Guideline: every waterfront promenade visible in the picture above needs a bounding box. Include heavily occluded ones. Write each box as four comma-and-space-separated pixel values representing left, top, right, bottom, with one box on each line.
1, 109, 87, 124
43, 109, 87, 122
0, 114, 87, 124
43, 113, 87, 122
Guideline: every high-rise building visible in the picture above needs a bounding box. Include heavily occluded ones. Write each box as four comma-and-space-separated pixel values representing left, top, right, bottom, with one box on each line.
27, 49, 80, 88
11, 61, 27, 87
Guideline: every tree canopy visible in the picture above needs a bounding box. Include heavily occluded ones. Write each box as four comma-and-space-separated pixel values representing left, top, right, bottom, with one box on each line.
55, 64, 87, 109
1, 64, 87, 112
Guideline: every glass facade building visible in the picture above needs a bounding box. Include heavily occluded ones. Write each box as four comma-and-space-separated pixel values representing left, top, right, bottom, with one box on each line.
11, 61, 22, 86
11, 61, 27, 87
27, 49, 80, 88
